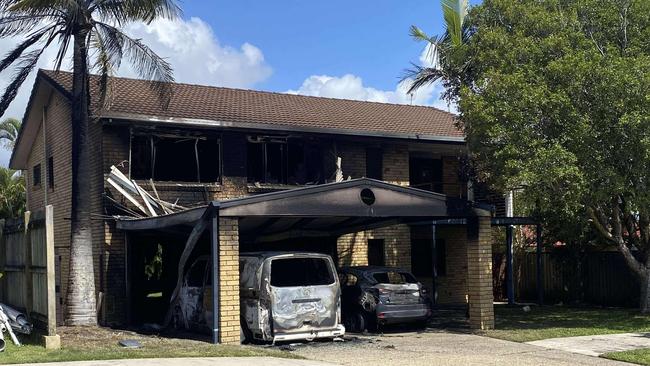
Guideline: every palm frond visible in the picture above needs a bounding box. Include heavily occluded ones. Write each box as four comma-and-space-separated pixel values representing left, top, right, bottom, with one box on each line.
92, 0, 180, 24
89, 29, 117, 111
96, 21, 174, 107
0, 46, 45, 116
0, 117, 20, 148
0, 24, 52, 73
441, 0, 468, 47
402, 63, 445, 95
0, 14, 56, 38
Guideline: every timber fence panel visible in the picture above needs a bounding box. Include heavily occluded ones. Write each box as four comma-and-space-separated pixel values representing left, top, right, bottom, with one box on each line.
0, 206, 56, 333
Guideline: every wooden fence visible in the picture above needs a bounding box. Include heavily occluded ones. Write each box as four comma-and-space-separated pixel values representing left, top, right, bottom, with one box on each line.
0, 205, 56, 335
494, 250, 639, 307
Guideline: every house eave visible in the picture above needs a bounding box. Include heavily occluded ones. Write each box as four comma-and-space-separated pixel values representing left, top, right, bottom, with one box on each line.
101, 112, 466, 144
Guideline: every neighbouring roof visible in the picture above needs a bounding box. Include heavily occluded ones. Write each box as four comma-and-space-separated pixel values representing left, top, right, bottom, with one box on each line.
40, 69, 462, 140
10, 69, 463, 169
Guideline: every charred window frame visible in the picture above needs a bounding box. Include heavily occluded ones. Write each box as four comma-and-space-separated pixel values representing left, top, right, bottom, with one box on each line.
246, 135, 323, 185
130, 130, 222, 183
409, 156, 443, 193
365, 147, 383, 180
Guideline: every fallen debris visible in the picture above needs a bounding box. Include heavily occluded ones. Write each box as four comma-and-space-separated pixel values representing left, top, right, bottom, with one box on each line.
118, 339, 143, 349
0, 303, 30, 352
106, 165, 187, 218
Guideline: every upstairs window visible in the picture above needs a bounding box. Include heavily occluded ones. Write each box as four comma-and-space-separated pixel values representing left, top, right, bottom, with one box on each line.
33, 164, 41, 186
247, 136, 323, 185
130, 131, 221, 183
365, 147, 383, 180
409, 157, 443, 193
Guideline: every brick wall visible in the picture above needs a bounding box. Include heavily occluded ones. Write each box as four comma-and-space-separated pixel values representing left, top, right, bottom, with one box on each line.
466, 215, 494, 329
337, 225, 411, 269
436, 226, 469, 304
27, 114, 471, 328
25, 93, 73, 323
218, 217, 240, 344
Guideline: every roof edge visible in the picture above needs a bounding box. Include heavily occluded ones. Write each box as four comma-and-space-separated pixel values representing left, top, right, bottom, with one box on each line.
9, 70, 72, 169
103, 112, 466, 143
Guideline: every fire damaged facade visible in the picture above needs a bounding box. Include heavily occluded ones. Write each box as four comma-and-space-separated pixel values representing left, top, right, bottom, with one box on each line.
11, 70, 498, 344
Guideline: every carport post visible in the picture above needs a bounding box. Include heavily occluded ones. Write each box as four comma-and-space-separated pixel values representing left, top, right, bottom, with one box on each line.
210, 204, 221, 344
431, 221, 437, 305
506, 225, 515, 305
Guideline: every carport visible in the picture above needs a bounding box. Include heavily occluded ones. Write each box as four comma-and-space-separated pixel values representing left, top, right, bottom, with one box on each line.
116, 178, 495, 344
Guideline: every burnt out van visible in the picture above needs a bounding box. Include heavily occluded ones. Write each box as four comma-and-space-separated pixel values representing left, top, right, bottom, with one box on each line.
239, 252, 345, 343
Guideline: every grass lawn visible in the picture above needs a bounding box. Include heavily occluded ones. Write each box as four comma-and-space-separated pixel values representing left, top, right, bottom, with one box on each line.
0, 326, 299, 364
603, 348, 650, 365
482, 304, 650, 342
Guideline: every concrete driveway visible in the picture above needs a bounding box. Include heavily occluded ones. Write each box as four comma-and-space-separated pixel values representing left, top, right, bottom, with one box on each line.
287, 330, 633, 366
528, 332, 650, 357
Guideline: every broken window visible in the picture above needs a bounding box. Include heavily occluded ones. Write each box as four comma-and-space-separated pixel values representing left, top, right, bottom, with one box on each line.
130, 131, 221, 183
270, 257, 334, 287
246, 136, 323, 185
365, 147, 383, 180
409, 157, 443, 193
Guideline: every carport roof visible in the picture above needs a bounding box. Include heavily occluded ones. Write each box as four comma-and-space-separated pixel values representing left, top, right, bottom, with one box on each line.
115, 178, 490, 234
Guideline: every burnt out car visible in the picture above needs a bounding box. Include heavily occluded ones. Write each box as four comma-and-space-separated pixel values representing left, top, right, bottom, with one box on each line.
239, 252, 345, 343
339, 266, 431, 332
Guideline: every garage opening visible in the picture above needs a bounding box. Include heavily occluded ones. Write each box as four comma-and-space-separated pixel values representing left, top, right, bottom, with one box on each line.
126, 228, 210, 327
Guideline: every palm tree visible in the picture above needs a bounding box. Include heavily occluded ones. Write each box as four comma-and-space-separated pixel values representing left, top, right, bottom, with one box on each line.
405, 0, 470, 94
0, 0, 180, 325
0, 117, 20, 149
0, 166, 24, 219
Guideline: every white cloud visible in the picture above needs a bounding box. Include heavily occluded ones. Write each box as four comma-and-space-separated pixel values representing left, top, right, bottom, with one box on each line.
287, 45, 455, 112
121, 17, 272, 88
0, 16, 272, 166
287, 73, 454, 112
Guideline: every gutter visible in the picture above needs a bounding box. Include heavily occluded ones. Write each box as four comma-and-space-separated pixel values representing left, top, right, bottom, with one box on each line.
102, 113, 466, 144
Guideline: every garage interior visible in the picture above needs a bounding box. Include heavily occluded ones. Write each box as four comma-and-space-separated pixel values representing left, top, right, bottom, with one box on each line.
117, 178, 495, 344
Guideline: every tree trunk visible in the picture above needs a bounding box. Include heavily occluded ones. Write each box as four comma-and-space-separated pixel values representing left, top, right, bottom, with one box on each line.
65, 29, 97, 325
640, 273, 650, 313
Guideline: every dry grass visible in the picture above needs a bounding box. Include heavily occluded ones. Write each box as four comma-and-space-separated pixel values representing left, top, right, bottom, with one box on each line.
0, 326, 299, 364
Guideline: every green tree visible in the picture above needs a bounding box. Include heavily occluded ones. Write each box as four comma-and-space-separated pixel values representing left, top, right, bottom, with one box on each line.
0, 167, 24, 219
0, 117, 20, 149
411, 0, 650, 310
0, 0, 180, 325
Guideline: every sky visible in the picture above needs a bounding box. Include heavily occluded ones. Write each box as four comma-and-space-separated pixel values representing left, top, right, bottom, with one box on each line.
0, 0, 481, 167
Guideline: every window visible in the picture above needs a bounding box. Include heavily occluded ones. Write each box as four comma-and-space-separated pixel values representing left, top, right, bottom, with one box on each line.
130, 132, 221, 183
47, 156, 54, 189
411, 238, 447, 277
32, 164, 41, 186
368, 239, 385, 266
247, 136, 323, 185
270, 257, 334, 287
409, 157, 443, 193
365, 147, 383, 180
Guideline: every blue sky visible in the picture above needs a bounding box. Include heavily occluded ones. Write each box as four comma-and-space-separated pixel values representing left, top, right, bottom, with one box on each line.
0, 0, 481, 166
188, 0, 448, 92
